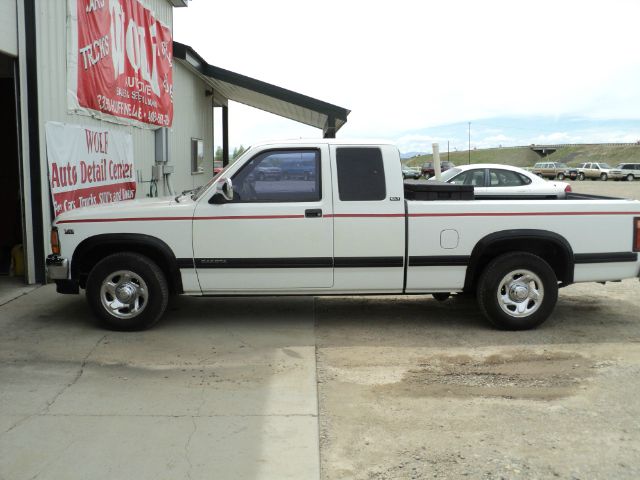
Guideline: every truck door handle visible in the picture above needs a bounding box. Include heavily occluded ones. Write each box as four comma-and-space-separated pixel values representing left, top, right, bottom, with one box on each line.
305, 209, 323, 218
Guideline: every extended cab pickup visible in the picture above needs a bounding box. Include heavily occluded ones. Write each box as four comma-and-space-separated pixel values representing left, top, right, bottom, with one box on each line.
46, 140, 640, 331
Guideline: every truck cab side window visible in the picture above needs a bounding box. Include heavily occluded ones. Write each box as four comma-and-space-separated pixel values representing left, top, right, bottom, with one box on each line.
336, 147, 386, 201
230, 149, 321, 203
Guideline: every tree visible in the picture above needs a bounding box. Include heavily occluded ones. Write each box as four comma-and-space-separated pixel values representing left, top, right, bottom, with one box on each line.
233, 145, 246, 160
214, 146, 223, 162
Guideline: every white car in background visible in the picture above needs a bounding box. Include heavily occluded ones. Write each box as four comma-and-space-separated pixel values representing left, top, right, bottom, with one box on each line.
434, 164, 572, 199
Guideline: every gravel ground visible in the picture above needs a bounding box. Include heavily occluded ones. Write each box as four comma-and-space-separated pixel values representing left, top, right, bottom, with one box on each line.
567, 178, 640, 200
317, 180, 640, 480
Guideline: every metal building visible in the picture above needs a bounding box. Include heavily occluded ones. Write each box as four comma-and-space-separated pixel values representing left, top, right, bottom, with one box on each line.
0, 0, 349, 288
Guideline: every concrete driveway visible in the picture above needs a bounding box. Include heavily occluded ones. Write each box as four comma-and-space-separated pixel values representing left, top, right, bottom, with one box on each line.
3, 279, 640, 480
2, 181, 639, 480
0, 288, 319, 480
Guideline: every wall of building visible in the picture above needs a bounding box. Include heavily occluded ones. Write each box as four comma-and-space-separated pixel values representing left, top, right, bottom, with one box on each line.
0, 0, 18, 56
169, 61, 214, 191
34, 0, 213, 268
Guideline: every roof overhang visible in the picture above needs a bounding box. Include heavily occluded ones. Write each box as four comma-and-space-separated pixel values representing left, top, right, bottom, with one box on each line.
167, 0, 189, 7
173, 42, 350, 137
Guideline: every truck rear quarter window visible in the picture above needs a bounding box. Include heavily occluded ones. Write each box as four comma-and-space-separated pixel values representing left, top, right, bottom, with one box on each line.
336, 147, 386, 201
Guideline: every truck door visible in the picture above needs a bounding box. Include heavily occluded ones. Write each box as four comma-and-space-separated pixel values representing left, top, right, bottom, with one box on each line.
329, 145, 405, 292
192, 146, 334, 292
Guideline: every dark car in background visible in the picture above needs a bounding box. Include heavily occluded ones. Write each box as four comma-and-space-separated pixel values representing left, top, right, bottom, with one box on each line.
421, 161, 455, 178
280, 158, 315, 180
402, 167, 421, 179
254, 161, 282, 180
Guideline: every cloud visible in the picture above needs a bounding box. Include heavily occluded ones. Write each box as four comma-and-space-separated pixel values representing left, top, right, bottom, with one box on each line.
175, 1, 640, 149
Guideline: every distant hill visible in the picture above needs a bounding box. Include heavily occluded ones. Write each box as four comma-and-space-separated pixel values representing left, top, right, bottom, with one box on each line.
400, 151, 428, 160
545, 144, 640, 166
404, 144, 640, 168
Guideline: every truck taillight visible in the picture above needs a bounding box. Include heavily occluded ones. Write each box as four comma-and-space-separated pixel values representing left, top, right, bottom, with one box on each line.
564, 184, 572, 193
51, 227, 60, 255
634, 218, 640, 252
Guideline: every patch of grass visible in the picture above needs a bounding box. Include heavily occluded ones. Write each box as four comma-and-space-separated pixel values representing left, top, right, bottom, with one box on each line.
405, 147, 540, 169
545, 145, 640, 166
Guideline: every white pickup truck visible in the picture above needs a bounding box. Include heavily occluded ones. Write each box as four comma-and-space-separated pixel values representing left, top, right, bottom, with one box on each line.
46, 140, 640, 331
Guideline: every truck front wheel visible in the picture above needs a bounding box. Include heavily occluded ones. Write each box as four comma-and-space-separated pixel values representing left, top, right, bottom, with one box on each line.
86, 252, 169, 331
476, 252, 558, 330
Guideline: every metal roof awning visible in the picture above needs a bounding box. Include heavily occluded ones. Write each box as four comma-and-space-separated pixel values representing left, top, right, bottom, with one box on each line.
173, 42, 350, 138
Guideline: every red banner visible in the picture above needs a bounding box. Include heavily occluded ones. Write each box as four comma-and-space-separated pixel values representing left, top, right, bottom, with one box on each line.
68, 0, 173, 127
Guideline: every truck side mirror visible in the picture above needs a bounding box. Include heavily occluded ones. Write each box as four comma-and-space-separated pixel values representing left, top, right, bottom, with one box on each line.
209, 178, 234, 204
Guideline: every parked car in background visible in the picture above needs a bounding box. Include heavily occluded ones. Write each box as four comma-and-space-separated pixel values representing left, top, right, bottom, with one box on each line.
614, 163, 640, 181
254, 161, 282, 180
576, 162, 621, 181
402, 166, 421, 179
564, 164, 582, 180
421, 161, 455, 178
531, 162, 569, 179
280, 157, 316, 180
435, 164, 572, 198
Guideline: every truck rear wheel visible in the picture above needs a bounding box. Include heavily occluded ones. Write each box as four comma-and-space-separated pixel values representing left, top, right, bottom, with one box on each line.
86, 252, 168, 331
476, 252, 558, 330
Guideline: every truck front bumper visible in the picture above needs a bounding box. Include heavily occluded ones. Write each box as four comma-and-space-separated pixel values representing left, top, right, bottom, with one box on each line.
46, 255, 79, 294
46, 254, 69, 279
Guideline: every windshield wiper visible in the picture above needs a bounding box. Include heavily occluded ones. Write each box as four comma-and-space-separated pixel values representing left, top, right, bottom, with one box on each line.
175, 188, 197, 203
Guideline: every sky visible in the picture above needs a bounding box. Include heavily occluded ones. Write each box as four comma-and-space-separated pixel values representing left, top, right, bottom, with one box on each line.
173, 0, 640, 154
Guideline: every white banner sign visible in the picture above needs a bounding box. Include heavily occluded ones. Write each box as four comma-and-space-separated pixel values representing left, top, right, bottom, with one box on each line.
45, 122, 136, 215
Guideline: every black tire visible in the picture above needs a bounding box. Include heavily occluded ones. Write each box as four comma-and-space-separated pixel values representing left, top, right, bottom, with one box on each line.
600, 173, 608, 181
432, 292, 451, 302
578, 173, 585, 181
627, 174, 635, 182
557, 173, 565, 180
86, 252, 169, 331
476, 252, 558, 330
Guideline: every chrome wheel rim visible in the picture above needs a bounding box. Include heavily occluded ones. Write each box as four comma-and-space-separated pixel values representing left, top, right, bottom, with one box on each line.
497, 269, 543, 318
100, 270, 148, 319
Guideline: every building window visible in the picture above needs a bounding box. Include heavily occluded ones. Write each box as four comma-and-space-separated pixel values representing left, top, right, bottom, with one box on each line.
191, 138, 204, 174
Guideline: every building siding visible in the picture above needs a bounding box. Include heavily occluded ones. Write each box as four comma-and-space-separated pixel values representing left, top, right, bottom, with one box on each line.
169, 61, 214, 190
34, 0, 212, 261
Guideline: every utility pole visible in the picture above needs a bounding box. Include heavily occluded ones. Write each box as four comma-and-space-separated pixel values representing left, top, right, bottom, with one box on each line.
468, 122, 471, 165
433, 143, 441, 180
447, 141, 450, 163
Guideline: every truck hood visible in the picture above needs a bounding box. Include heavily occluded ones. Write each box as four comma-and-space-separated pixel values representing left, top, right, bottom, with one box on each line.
53, 196, 196, 225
